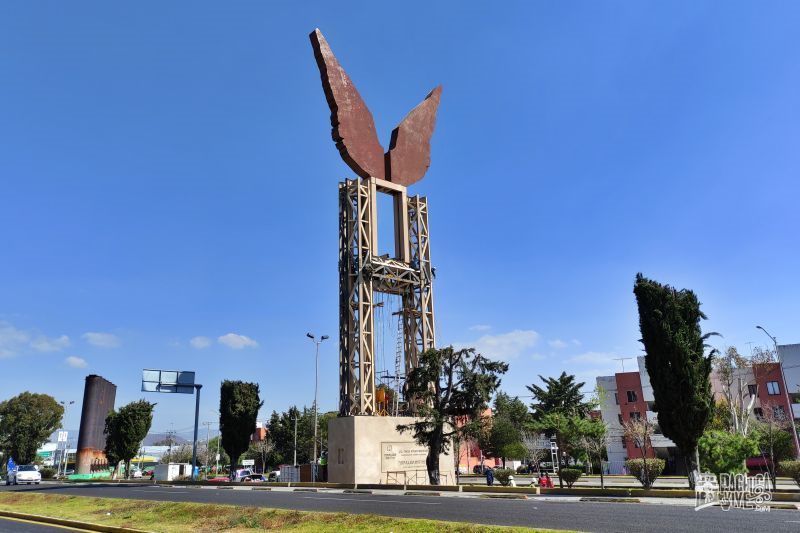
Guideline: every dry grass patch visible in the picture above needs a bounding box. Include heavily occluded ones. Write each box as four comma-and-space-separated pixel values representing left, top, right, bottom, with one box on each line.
0, 492, 570, 532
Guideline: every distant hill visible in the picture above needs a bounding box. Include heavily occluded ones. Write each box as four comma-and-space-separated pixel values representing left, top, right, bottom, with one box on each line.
143, 433, 189, 446
48, 430, 188, 447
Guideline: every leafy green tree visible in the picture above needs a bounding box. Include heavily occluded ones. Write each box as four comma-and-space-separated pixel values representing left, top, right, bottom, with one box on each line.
398, 346, 508, 485
493, 392, 529, 427
532, 412, 588, 488
207, 435, 230, 470
481, 417, 520, 467
0, 392, 64, 464
104, 400, 155, 479
527, 372, 589, 421
480, 393, 528, 466
633, 273, 716, 488
219, 380, 263, 478
698, 430, 759, 475
267, 406, 318, 466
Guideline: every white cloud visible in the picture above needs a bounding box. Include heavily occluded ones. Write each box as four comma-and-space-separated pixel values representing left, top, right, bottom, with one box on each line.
65, 356, 88, 368
218, 333, 258, 349
572, 339, 582, 346
567, 351, 619, 365
457, 329, 540, 361
1, 321, 70, 357
0, 322, 31, 358
30, 334, 70, 352
190, 336, 212, 349
548, 339, 567, 350
82, 332, 121, 348
469, 324, 492, 332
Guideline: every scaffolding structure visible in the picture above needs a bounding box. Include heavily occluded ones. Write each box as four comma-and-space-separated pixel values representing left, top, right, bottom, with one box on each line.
338, 177, 435, 416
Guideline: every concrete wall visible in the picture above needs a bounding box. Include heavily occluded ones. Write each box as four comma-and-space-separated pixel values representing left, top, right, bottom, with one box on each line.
328, 416, 456, 485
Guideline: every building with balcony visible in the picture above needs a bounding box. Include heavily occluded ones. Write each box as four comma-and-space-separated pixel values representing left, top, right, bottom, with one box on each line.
596, 357, 683, 474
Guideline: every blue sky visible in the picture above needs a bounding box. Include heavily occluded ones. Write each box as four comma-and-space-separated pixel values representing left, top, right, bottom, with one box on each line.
1, 2, 798, 440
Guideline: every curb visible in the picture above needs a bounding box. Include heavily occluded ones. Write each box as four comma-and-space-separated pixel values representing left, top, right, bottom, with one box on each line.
404, 491, 440, 496
580, 497, 640, 504
0, 510, 150, 533
480, 494, 528, 500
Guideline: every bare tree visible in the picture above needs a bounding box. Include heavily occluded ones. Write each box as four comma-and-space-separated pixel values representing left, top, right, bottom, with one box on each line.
755, 400, 791, 491
621, 412, 656, 488
521, 432, 550, 473
714, 347, 758, 436
253, 439, 274, 473
579, 421, 609, 488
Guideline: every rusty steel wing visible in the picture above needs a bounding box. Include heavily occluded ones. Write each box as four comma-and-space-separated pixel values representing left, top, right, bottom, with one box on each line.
385, 86, 442, 187
310, 29, 386, 180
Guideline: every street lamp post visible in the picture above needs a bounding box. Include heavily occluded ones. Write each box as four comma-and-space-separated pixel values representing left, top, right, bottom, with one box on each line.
757, 325, 800, 459
58, 400, 75, 477
306, 333, 329, 483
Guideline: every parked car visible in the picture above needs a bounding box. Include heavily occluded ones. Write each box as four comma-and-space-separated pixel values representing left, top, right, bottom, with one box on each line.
472, 465, 493, 475
267, 470, 280, 482
7, 465, 41, 485
131, 468, 143, 479
232, 469, 254, 482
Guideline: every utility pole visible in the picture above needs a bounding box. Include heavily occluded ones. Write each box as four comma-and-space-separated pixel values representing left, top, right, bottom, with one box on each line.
613, 357, 632, 373
306, 333, 329, 483
202, 422, 212, 473
292, 414, 298, 467
215, 430, 220, 473
166, 424, 175, 464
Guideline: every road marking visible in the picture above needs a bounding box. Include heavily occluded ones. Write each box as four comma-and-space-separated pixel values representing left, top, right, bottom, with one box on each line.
302, 496, 440, 505
131, 489, 190, 494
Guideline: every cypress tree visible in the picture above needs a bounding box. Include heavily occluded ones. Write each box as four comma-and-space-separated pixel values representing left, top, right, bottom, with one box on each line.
633, 273, 716, 487
219, 380, 263, 479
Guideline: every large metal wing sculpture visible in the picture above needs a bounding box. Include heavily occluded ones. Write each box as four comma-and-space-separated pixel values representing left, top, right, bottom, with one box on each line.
310, 29, 441, 186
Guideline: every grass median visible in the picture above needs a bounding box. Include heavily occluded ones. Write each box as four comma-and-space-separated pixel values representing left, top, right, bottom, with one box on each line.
0, 492, 569, 532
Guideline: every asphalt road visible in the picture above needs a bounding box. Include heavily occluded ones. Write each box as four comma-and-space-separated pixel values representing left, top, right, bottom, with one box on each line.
2, 483, 799, 533
458, 475, 800, 490
0, 517, 79, 532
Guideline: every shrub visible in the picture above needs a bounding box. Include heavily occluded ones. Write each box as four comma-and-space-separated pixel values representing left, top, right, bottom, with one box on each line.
625, 458, 665, 489
493, 468, 514, 486
560, 468, 582, 488
516, 465, 528, 474
779, 461, 800, 488
38, 467, 57, 479
698, 430, 759, 475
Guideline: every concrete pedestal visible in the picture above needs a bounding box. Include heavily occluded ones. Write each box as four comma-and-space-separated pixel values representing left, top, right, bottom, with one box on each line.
327, 416, 455, 486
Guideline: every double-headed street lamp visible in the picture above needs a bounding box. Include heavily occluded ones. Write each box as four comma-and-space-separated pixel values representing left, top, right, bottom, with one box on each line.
306, 332, 329, 482
756, 325, 800, 459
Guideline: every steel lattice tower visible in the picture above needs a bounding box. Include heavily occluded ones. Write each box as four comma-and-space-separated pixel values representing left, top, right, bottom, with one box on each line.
339, 177, 435, 416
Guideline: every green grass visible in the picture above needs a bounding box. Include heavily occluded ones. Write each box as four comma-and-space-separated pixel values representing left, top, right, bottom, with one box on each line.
0, 493, 571, 532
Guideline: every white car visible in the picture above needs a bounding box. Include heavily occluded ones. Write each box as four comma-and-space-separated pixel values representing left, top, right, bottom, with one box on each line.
7, 465, 41, 485
131, 468, 143, 479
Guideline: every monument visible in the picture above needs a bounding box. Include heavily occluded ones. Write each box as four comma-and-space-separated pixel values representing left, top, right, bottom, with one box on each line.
310, 29, 454, 485
75, 375, 117, 474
